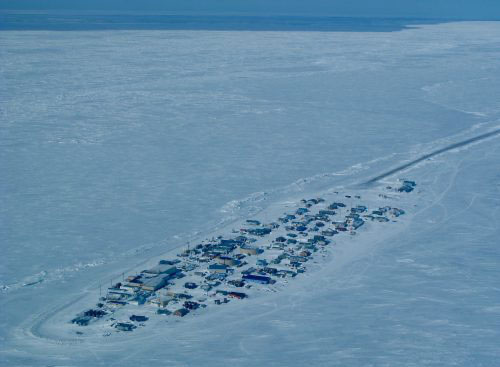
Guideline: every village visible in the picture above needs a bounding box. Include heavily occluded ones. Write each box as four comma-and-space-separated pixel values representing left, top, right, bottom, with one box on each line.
71, 180, 416, 333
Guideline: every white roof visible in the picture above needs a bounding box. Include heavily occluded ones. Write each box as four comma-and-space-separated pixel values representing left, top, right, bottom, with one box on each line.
144, 264, 178, 275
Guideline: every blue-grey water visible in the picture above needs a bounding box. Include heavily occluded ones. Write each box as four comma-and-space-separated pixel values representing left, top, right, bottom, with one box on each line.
0, 12, 446, 31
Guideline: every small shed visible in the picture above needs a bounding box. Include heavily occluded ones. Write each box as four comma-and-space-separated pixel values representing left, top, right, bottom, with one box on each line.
228, 291, 247, 299
208, 264, 229, 274
239, 246, 259, 255
115, 322, 136, 332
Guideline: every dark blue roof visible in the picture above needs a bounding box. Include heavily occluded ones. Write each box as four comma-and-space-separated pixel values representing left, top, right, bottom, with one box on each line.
209, 264, 228, 269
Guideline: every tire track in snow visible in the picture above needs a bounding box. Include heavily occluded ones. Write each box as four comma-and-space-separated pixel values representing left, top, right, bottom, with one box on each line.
362, 127, 500, 185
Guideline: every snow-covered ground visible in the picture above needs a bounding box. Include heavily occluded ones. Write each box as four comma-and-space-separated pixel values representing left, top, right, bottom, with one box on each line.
1, 19, 500, 366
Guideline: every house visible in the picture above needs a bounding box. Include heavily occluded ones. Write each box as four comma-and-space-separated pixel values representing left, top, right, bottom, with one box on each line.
246, 228, 272, 236
216, 240, 238, 252
228, 291, 246, 299
216, 256, 240, 266
156, 309, 171, 315
319, 210, 336, 216
182, 263, 197, 272
333, 222, 348, 231
246, 219, 261, 226
315, 215, 330, 222
242, 267, 256, 275
243, 274, 271, 284
321, 229, 337, 237
106, 300, 128, 307
200, 284, 212, 292
398, 180, 416, 193
328, 202, 345, 209
159, 259, 181, 265
279, 214, 296, 223
208, 264, 229, 274
256, 259, 268, 267
270, 242, 285, 249
350, 206, 367, 214
125, 275, 144, 288
150, 296, 174, 308
228, 279, 245, 287
130, 315, 148, 322
126, 275, 139, 282
71, 315, 92, 326
312, 235, 326, 243
106, 292, 127, 302
115, 322, 136, 331
205, 273, 227, 281
391, 208, 405, 217
183, 301, 200, 310
174, 308, 190, 317
349, 218, 365, 229
143, 264, 180, 276
277, 270, 297, 278
220, 239, 243, 247
239, 246, 259, 255
129, 293, 149, 306
288, 255, 307, 263
296, 208, 309, 215
263, 267, 278, 275
83, 309, 106, 318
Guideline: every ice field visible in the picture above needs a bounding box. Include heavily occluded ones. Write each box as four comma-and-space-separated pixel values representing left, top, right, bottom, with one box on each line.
1, 17, 500, 366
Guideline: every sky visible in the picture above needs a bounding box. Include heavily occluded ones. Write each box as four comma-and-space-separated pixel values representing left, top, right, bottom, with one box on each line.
0, 0, 500, 20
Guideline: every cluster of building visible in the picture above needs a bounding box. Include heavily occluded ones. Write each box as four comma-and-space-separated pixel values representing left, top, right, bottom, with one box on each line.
72, 182, 415, 332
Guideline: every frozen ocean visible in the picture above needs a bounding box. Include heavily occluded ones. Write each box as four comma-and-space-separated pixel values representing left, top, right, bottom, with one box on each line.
1, 14, 500, 366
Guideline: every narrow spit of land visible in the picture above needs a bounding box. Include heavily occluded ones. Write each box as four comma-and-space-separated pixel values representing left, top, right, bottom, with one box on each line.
25, 125, 500, 341
67, 179, 415, 335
